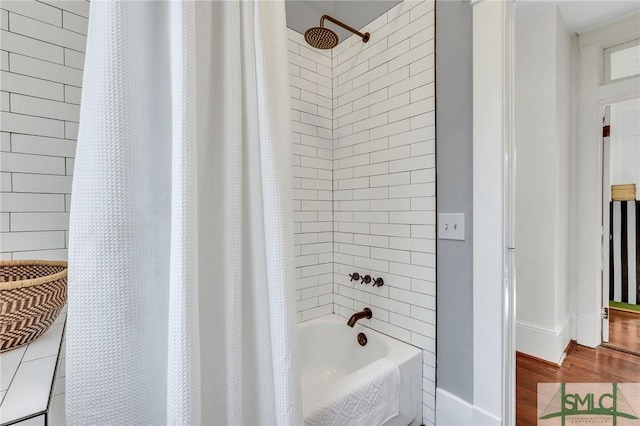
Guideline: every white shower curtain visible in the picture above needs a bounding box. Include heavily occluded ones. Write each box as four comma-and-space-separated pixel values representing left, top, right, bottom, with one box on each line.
67, 1, 300, 424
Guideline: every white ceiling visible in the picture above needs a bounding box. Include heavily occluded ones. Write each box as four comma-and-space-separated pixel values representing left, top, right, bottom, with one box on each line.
517, 0, 640, 34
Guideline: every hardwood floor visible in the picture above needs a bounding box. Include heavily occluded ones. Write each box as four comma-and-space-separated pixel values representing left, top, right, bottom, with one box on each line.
605, 308, 640, 354
516, 344, 640, 425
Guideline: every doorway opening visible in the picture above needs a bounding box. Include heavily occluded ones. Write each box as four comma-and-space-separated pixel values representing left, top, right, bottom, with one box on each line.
602, 97, 640, 355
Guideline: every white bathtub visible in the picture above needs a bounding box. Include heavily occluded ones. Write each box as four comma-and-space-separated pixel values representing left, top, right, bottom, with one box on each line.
298, 314, 423, 426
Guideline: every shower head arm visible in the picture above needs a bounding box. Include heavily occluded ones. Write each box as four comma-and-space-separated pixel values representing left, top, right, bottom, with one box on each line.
320, 15, 370, 42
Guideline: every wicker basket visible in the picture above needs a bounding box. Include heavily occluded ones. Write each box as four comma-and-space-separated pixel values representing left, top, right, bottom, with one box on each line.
0, 260, 67, 353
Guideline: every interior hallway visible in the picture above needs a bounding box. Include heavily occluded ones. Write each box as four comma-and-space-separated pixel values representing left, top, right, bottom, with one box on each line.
516, 341, 640, 425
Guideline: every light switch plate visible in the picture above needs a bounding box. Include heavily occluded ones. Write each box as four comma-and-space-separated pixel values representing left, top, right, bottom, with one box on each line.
438, 213, 465, 240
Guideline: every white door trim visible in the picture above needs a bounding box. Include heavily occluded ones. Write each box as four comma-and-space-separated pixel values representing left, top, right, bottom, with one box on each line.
471, 1, 516, 424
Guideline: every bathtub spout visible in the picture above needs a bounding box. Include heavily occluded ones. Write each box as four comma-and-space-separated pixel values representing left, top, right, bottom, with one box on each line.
347, 308, 372, 327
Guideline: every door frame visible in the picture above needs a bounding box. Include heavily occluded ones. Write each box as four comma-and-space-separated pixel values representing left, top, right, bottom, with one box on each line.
576, 16, 640, 348
602, 105, 611, 343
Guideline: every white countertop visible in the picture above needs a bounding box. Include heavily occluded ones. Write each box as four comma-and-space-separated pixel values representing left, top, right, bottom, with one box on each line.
0, 306, 66, 425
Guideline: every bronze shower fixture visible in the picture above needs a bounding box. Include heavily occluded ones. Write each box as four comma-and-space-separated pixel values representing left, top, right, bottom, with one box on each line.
304, 15, 370, 49
349, 272, 384, 287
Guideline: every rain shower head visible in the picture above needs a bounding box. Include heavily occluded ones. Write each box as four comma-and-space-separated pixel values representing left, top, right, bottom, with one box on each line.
304, 15, 370, 50
305, 26, 339, 50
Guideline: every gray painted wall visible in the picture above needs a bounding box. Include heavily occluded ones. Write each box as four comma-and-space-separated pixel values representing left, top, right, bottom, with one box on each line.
435, 0, 474, 403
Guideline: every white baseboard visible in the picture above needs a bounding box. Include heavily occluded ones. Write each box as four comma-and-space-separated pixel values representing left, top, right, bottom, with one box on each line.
516, 319, 571, 364
471, 405, 501, 426
436, 389, 501, 426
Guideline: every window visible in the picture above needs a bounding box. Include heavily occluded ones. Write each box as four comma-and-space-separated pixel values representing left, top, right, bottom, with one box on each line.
604, 38, 640, 84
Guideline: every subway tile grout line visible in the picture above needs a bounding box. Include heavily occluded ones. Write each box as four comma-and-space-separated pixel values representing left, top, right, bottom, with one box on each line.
2, 53, 84, 86
6, 91, 82, 109
1, 28, 86, 57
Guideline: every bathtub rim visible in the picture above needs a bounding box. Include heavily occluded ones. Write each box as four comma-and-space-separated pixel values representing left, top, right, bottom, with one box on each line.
298, 313, 422, 368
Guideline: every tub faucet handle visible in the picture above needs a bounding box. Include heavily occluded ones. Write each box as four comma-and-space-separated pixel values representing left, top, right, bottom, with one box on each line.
361, 275, 372, 285
372, 277, 384, 287
349, 272, 360, 282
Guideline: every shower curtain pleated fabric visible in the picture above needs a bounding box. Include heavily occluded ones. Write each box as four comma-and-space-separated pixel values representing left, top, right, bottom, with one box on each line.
67, 1, 301, 425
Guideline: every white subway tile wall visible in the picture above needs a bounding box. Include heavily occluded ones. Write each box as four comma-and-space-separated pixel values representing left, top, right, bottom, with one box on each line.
288, 29, 335, 323
289, 1, 436, 423
0, 0, 88, 261
333, 4, 436, 423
